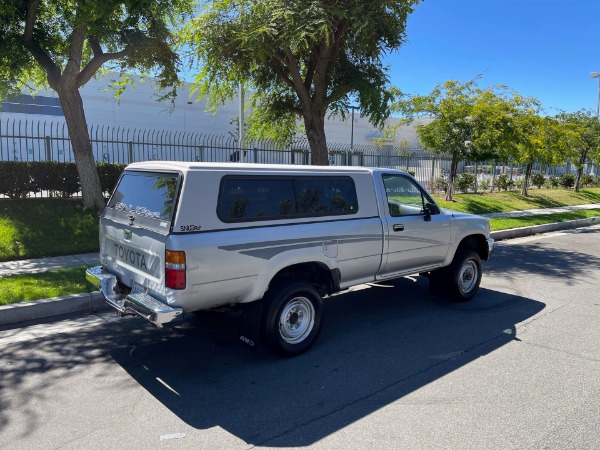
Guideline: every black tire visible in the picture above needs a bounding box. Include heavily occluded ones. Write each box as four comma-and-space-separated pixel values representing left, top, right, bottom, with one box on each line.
429, 249, 482, 301
261, 280, 323, 356
447, 249, 482, 301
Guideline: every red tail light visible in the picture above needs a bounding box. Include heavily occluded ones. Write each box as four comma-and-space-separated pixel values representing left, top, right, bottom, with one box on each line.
165, 250, 186, 289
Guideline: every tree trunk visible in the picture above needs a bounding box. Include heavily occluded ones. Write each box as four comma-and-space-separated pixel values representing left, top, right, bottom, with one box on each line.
521, 162, 532, 197
445, 151, 459, 202
303, 111, 329, 166
574, 152, 587, 193
58, 88, 105, 211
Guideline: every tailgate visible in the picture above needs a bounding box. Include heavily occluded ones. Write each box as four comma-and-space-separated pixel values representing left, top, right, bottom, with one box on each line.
100, 170, 180, 300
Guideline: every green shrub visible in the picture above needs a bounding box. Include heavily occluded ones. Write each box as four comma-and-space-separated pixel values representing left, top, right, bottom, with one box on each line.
545, 176, 559, 189
455, 173, 476, 193
28, 162, 56, 193
531, 173, 546, 189
0, 162, 37, 198
58, 163, 81, 197
432, 177, 448, 193
97, 162, 126, 195
581, 174, 595, 187
495, 174, 515, 191
0, 161, 125, 198
479, 179, 491, 192
559, 173, 576, 189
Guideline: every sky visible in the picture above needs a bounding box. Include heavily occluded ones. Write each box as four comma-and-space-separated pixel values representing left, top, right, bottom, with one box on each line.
385, 0, 600, 115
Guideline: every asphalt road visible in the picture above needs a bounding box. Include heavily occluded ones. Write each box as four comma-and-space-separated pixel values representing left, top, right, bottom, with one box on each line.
1, 225, 600, 449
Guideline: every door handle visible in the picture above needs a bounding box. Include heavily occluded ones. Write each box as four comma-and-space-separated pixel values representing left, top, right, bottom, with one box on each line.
393, 224, 404, 232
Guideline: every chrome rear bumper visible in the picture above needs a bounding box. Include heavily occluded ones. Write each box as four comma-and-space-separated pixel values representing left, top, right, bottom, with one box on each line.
86, 266, 182, 328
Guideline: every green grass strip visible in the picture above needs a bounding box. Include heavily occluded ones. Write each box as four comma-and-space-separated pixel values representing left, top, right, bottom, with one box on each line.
0, 199, 99, 262
0, 267, 95, 305
434, 187, 600, 214
490, 209, 600, 231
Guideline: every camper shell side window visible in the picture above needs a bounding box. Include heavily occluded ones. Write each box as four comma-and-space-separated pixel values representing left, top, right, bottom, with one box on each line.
217, 175, 358, 223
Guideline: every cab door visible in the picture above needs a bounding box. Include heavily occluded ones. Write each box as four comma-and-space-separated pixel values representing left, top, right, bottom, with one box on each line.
378, 173, 451, 277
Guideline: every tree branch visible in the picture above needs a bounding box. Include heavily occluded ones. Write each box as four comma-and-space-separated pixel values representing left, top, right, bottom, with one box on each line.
311, 37, 330, 103
89, 35, 103, 56
77, 47, 131, 88
270, 61, 297, 91
283, 49, 312, 108
64, 24, 87, 80
327, 20, 348, 79
21, 1, 61, 88
325, 84, 352, 105
304, 48, 318, 90
21, 38, 62, 87
24, 0, 40, 42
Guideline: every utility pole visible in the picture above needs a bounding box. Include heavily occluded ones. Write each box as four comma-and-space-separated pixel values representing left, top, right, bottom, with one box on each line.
239, 81, 245, 162
349, 106, 359, 149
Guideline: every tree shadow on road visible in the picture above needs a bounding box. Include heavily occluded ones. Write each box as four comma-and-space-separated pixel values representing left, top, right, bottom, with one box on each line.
486, 228, 600, 285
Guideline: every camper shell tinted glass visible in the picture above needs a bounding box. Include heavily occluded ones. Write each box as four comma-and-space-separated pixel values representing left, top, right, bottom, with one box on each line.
105, 171, 180, 229
218, 175, 358, 222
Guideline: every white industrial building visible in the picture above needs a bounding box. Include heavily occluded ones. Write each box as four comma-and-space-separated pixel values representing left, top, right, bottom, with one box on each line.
0, 74, 426, 150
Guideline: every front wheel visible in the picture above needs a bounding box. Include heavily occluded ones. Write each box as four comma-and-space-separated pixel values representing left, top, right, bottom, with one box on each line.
262, 280, 323, 356
430, 249, 482, 301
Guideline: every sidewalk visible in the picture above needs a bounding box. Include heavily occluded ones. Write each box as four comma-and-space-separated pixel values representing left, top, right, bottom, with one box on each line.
481, 203, 600, 219
0, 253, 99, 277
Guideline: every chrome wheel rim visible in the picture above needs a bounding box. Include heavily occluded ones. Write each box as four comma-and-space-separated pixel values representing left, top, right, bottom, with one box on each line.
458, 260, 478, 294
279, 297, 315, 344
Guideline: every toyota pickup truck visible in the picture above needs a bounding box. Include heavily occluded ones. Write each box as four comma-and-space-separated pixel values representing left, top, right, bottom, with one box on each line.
87, 162, 494, 355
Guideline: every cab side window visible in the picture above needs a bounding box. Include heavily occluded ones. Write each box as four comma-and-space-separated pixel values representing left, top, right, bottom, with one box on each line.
382, 174, 438, 217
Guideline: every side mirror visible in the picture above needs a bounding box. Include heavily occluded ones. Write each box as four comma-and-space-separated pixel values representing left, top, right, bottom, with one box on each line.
423, 202, 436, 222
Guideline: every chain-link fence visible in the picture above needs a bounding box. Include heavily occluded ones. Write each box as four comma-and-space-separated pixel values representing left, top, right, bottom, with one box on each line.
1, 117, 596, 190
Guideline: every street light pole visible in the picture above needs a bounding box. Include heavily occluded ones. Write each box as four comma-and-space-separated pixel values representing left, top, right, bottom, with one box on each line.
239, 81, 245, 162
591, 72, 600, 119
590, 72, 600, 178
349, 105, 359, 149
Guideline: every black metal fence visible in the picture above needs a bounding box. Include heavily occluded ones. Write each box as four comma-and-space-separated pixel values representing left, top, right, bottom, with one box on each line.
1, 117, 595, 189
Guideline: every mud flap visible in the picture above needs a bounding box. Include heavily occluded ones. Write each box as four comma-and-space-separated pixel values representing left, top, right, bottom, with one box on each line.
237, 300, 264, 350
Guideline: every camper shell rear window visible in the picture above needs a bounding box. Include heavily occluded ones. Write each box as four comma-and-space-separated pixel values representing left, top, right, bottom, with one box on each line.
218, 175, 358, 222
106, 171, 180, 224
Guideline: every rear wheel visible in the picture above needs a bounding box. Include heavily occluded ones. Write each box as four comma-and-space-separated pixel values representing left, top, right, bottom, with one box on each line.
262, 280, 323, 356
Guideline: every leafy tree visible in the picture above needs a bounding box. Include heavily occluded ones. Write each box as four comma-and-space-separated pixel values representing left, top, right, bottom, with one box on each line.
504, 102, 571, 197
0, 0, 191, 210
556, 110, 600, 192
390, 78, 514, 201
185, 0, 420, 166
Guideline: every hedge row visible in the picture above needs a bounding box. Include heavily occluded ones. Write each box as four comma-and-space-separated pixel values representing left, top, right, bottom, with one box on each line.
0, 161, 126, 199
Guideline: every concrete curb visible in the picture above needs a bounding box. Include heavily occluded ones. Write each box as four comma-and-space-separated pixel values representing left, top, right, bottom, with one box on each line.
490, 216, 600, 241
0, 291, 107, 327
2, 218, 600, 327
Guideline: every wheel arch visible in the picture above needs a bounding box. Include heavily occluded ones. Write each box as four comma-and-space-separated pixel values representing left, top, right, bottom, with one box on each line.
452, 234, 491, 262
267, 261, 340, 297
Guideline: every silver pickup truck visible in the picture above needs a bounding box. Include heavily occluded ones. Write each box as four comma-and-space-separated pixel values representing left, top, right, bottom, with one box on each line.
87, 162, 493, 355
